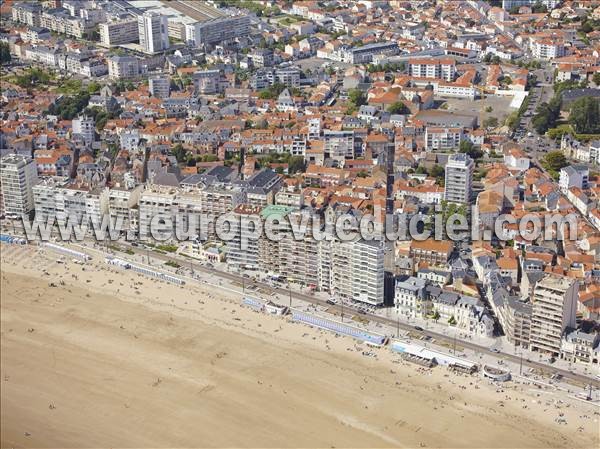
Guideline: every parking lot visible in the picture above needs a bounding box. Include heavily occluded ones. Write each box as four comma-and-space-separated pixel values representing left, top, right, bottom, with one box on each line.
442, 94, 515, 126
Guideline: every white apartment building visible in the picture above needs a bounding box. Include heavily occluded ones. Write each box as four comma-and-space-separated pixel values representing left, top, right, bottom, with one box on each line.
530, 38, 565, 60
24, 45, 61, 68
323, 130, 355, 164
0, 155, 38, 218
330, 239, 385, 306
149, 75, 171, 99
409, 58, 456, 82
33, 181, 109, 230
226, 204, 262, 269
530, 274, 578, 356
108, 186, 142, 233
72, 115, 95, 146
138, 12, 169, 55
40, 10, 92, 39
99, 19, 139, 47
12, 3, 42, 27
185, 15, 250, 47
559, 164, 589, 192
108, 56, 140, 79
425, 127, 464, 151
444, 153, 474, 204
138, 188, 178, 240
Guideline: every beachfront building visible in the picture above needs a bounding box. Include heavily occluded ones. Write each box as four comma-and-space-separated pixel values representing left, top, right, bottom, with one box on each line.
329, 239, 385, 306
108, 186, 142, 233
0, 155, 38, 218
226, 204, 262, 270
530, 274, 578, 356
138, 187, 178, 240
395, 276, 428, 318
32, 180, 109, 230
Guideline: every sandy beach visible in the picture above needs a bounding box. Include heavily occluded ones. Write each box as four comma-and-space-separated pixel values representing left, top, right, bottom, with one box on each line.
1, 244, 598, 448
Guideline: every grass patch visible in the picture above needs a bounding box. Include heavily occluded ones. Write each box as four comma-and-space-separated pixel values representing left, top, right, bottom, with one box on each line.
156, 244, 178, 253
165, 260, 181, 268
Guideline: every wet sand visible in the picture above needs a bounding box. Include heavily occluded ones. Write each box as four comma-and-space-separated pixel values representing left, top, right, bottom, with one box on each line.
1, 245, 598, 448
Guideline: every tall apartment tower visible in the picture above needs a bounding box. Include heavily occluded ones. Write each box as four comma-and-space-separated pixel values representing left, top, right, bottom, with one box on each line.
530, 273, 578, 356
444, 153, 474, 204
0, 155, 39, 218
138, 12, 169, 54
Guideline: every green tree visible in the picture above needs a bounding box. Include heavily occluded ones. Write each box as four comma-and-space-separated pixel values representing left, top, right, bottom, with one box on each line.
348, 88, 366, 107
172, 143, 187, 163
0, 42, 11, 64
388, 101, 409, 114
541, 151, 567, 179
483, 116, 499, 128
288, 156, 305, 175
593, 72, 600, 86
569, 96, 600, 134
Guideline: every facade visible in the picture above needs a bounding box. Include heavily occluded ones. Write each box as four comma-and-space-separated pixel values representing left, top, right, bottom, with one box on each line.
192, 70, 222, 95
12, 3, 42, 27
0, 155, 38, 218
425, 127, 464, 151
531, 38, 565, 60
149, 75, 171, 99
329, 239, 385, 305
559, 165, 589, 192
72, 115, 95, 146
409, 58, 456, 82
530, 274, 578, 356
185, 15, 250, 47
138, 12, 169, 55
343, 41, 399, 64
227, 204, 262, 269
32, 182, 109, 229
395, 276, 428, 318
108, 56, 140, 79
99, 19, 139, 47
444, 153, 474, 204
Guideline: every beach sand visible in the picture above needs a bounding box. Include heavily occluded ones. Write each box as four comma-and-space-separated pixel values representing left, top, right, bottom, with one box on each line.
1, 245, 598, 448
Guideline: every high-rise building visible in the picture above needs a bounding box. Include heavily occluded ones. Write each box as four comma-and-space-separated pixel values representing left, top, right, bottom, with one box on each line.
138, 12, 169, 54
0, 155, 38, 218
330, 239, 385, 306
444, 153, 474, 204
530, 273, 578, 356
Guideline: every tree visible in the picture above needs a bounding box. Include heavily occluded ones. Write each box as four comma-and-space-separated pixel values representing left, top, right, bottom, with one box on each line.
483, 117, 499, 128
388, 101, 409, 115
569, 96, 600, 134
432, 310, 440, 322
0, 42, 11, 64
348, 88, 366, 107
448, 315, 457, 326
288, 156, 305, 175
172, 144, 187, 163
593, 72, 600, 86
541, 151, 567, 179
